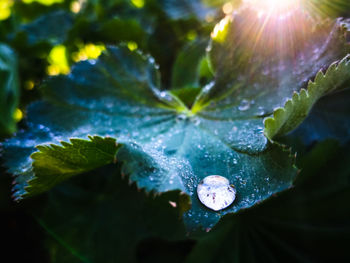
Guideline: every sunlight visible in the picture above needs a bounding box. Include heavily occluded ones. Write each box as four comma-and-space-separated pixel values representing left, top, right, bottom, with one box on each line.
71, 43, 106, 62
0, 0, 13, 20
47, 45, 70, 76
22, 0, 63, 5
244, 0, 301, 14
130, 0, 144, 9
211, 15, 231, 42
70, 1, 82, 13
13, 108, 23, 122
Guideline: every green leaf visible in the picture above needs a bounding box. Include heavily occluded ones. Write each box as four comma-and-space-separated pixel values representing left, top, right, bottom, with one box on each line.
170, 86, 202, 108
69, 16, 148, 49
2, 46, 297, 229
11, 11, 74, 46
303, 0, 350, 18
185, 140, 350, 263
158, 0, 215, 20
264, 55, 350, 140
171, 39, 210, 90
286, 87, 350, 146
192, 9, 350, 115
0, 43, 19, 136
26, 136, 121, 198
37, 164, 191, 263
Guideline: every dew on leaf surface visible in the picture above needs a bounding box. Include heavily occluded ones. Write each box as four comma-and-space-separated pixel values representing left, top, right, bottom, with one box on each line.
238, 99, 250, 111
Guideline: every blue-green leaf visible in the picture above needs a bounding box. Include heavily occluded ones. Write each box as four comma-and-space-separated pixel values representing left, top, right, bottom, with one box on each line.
2, 46, 296, 229
11, 11, 74, 46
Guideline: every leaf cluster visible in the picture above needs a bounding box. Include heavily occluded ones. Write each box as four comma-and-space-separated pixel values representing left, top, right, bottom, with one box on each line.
0, 1, 350, 262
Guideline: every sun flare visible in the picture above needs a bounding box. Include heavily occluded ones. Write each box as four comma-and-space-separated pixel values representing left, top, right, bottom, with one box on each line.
243, 0, 301, 14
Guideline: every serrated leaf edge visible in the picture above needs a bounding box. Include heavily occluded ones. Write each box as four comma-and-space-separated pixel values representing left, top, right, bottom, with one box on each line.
264, 54, 350, 140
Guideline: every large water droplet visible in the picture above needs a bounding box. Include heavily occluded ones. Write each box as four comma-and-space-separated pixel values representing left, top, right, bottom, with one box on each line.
197, 175, 236, 211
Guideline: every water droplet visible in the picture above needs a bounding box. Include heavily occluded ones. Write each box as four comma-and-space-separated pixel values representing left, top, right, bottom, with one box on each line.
192, 117, 201, 126
238, 99, 250, 111
88, 59, 96, 65
149, 57, 155, 64
197, 175, 236, 211
176, 114, 187, 122
202, 81, 215, 94
257, 106, 265, 115
262, 68, 270, 75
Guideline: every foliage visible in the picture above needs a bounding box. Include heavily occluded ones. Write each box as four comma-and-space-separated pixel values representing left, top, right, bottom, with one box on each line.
0, 0, 350, 262
0, 43, 19, 136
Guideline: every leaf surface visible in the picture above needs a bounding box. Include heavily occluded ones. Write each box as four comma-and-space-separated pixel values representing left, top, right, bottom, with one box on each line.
2, 45, 296, 229
264, 56, 350, 140
193, 9, 350, 116
26, 136, 121, 197
4, 7, 349, 230
185, 140, 350, 263
12, 11, 74, 46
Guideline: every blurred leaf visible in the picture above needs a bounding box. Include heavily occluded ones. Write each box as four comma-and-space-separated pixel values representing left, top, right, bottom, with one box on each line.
39, 164, 190, 263
11, 11, 74, 46
170, 86, 202, 108
158, 0, 216, 20
303, 0, 350, 18
3, 46, 296, 230
0, 43, 19, 136
97, 18, 147, 44
11, 0, 73, 21
136, 238, 195, 263
171, 39, 211, 90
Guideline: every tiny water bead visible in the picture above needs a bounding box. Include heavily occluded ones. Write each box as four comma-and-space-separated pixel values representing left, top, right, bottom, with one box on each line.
238, 99, 250, 111
197, 175, 236, 211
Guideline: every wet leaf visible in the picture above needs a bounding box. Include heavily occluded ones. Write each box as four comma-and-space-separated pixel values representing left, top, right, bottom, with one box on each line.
193, 9, 350, 115
185, 140, 350, 263
4, 7, 349, 230
2, 46, 296, 229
